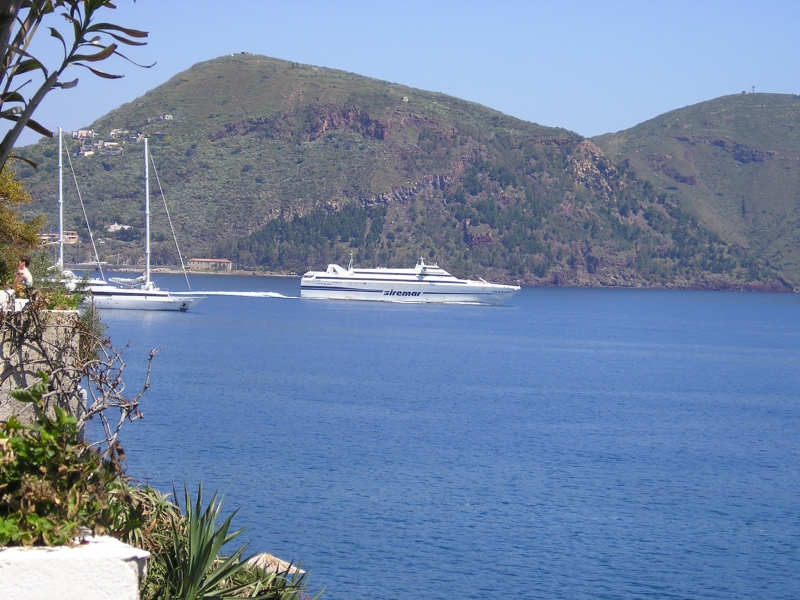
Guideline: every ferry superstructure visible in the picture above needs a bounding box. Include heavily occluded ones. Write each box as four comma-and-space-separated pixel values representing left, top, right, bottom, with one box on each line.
301, 258, 520, 305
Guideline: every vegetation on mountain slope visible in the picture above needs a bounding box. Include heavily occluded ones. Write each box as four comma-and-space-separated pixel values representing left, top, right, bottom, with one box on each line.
14, 55, 789, 290
593, 93, 800, 287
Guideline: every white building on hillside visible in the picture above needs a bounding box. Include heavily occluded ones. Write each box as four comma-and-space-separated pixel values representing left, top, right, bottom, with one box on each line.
187, 258, 233, 272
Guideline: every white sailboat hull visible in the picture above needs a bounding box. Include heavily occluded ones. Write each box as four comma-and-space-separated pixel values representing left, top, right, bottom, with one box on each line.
89, 286, 204, 311
85, 140, 203, 312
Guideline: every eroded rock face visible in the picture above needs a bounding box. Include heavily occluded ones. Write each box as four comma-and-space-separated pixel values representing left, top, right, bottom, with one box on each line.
305, 106, 386, 141
209, 105, 388, 143
465, 223, 492, 248
568, 140, 617, 201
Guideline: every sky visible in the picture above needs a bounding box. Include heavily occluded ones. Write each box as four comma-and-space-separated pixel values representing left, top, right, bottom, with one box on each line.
11, 0, 800, 146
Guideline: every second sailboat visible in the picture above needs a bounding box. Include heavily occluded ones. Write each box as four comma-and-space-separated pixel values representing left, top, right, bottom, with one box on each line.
89, 138, 204, 311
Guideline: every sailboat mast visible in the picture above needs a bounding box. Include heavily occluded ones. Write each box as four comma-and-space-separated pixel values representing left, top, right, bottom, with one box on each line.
58, 127, 64, 269
144, 137, 150, 286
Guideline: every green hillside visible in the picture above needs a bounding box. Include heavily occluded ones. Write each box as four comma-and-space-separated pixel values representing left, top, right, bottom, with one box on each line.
14, 55, 788, 290
593, 93, 800, 285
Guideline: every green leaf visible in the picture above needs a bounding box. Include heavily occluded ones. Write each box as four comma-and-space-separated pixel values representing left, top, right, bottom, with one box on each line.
3, 42, 37, 61
71, 43, 117, 63
105, 31, 147, 47
47, 26, 67, 56
6, 154, 38, 169
85, 22, 149, 39
54, 78, 78, 89
21, 117, 54, 137
9, 389, 37, 404
9, 372, 49, 404
0, 514, 21, 545
74, 63, 123, 79
11, 58, 47, 77
0, 91, 25, 103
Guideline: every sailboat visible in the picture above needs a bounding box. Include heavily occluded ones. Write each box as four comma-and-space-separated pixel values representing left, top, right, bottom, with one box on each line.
52, 127, 106, 291
88, 138, 204, 311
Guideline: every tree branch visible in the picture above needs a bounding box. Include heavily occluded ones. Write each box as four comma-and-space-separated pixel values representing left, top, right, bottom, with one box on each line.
1, 301, 156, 455
0, 1, 147, 170
0, 69, 56, 164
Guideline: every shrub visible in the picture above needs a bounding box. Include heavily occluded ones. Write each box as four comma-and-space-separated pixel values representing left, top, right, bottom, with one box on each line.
117, 484, 322, 600
0, 373, 129, 546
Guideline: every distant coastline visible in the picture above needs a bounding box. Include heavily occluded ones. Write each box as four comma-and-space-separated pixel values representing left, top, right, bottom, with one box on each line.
67, 264, 299, 278
67, 264, 795, 292
22, 58, 796, 292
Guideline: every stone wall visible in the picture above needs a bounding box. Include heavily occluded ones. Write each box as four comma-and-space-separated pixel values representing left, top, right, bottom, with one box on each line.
0, 309, 83, 424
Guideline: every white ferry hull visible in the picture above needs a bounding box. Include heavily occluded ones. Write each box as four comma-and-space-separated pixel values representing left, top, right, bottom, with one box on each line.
301, 268, 519, 305
301, 284, 517, 304
302, 260, 519, 305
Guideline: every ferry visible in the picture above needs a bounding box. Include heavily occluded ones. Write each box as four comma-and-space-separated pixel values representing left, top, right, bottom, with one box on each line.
301, 258, 520, 305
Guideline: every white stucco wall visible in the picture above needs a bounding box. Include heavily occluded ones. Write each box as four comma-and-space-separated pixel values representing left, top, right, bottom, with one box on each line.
0, 536, 149, 600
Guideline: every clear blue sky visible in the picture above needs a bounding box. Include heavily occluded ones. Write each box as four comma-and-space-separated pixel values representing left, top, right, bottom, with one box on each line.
14, 0, 800, 146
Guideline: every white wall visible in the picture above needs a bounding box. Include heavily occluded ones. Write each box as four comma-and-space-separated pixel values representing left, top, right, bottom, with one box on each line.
0, 536, 149, 600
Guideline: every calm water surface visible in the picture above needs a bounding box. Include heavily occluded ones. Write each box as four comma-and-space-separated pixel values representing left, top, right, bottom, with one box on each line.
99, 274, 800, 599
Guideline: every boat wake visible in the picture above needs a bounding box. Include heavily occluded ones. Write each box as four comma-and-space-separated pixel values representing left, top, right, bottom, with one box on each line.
185, 291, 297, 299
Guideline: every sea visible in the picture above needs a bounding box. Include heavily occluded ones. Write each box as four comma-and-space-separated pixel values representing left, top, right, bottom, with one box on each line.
93, 273, 800, 600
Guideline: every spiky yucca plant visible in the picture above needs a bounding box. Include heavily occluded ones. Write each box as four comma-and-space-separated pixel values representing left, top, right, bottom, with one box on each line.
131, 484, 321, 600
158, 484, 248, 599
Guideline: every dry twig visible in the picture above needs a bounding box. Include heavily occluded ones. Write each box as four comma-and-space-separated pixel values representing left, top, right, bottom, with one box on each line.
0, 300, 155, 454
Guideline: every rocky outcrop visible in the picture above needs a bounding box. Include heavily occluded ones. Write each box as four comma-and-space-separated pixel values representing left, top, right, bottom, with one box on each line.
209, 104, 388, 143
465, 222, 492, 247
568, 140, 616, 201
675, 135, 775, 164
304, 105, 386, 141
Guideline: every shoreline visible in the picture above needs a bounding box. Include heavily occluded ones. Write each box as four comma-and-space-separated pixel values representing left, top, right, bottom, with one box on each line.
68, 264, 299, 278
67, 264, 797, 293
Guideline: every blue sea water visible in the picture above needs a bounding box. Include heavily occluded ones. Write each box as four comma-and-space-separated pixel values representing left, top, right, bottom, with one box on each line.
98, 274, 800, 599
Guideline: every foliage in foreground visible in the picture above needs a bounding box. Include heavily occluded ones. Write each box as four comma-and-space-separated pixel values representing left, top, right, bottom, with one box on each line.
0, 166, 42, 283
0, 393, 318, 597
119, 485, 320, 600
0, 373, 129, 546
0, 316, 320, 597
28, 250, 87, 309
0, 0, 150, 169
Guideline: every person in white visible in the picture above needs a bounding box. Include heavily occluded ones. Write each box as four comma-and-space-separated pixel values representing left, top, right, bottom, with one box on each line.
0, 255, 33, 310
12, 255, 32, 291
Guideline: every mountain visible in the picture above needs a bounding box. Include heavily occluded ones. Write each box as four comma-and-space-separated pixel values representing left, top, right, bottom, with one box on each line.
593, 93, 800, 286
14, 55, 790, 290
